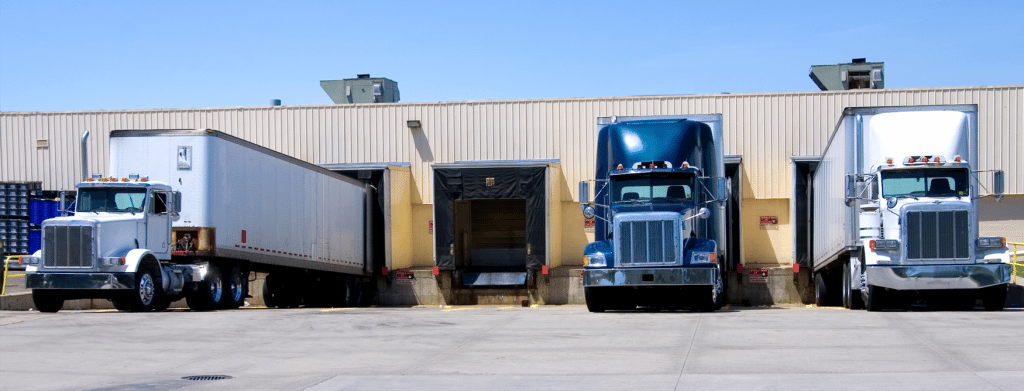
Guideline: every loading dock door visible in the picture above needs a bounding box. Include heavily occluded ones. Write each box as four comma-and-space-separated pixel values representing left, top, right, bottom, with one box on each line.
434, 163, 550, 273
458, 199, 527, 269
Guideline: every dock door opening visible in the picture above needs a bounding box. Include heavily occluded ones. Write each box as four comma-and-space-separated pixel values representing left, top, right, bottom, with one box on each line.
433, 162, 554, 287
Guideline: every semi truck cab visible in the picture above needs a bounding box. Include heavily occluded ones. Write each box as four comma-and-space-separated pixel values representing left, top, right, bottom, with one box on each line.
582, 163, 723, 312
849, 155, 1010, 309
21, 174, 200, 312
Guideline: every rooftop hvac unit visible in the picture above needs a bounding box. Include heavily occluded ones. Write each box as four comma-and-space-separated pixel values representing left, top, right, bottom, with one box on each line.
321, 74, 400, 104
809, 58, 884, 91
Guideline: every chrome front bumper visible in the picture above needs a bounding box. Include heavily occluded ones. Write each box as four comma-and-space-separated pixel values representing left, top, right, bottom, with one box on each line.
867, 264, 1010, 290
26, 272, 134, 290
584, 267, 718, 287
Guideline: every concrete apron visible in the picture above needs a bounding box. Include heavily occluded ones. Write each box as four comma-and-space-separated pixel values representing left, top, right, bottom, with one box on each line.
378, 267, 587, 306
6, 267, 1019, 310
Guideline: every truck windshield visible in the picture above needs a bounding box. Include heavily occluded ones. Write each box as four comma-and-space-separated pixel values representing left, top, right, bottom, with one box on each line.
611, 172, 694, 204
77, 188, 147, 213
881, 168, 969, 198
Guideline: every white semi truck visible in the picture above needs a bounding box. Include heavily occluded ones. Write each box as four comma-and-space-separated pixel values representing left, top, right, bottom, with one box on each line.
811, 105, 1010, 311
23, 129, 372, 312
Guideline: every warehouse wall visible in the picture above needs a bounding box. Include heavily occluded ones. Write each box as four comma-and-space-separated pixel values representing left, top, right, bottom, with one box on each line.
2, 85, 1021, 267
3, 86, 1020, 202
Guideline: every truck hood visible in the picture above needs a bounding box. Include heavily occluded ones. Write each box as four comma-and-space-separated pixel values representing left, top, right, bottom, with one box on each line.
43, 213, 145, 227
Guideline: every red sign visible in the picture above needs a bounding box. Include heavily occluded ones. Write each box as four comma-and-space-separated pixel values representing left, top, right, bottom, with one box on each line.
759, 216, 778, 225
429, 220, 433, 234
396, 270, 414, 286
748, 268, 769, 283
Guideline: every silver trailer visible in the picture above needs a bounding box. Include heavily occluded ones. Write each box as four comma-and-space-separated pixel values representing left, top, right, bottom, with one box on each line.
24, 129, 372, 312
811, 105, 1010, 311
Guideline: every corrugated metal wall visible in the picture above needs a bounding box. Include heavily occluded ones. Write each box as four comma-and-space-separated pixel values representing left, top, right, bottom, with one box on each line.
2, 85, 1021, 202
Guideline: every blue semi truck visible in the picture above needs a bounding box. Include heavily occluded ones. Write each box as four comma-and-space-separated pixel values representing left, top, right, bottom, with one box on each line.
579, 115, 730, 312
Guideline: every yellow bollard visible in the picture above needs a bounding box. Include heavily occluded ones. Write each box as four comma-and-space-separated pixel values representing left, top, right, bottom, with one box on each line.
1011, 242, 1021, 285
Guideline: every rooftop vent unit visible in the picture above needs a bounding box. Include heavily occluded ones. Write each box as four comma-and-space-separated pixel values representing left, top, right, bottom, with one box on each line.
809, 58, 884, 91
321, 74, 400, 104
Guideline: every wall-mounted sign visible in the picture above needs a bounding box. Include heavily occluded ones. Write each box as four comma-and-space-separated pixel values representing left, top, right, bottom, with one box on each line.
429, 220, 433, 234
396, 270, 415, 286
760, 216, 778, 230
584, 218, 595, 232
748, 268, 769, 283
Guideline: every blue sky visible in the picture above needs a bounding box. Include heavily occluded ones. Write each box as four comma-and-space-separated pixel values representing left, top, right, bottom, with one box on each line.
1, 0, 1021, 112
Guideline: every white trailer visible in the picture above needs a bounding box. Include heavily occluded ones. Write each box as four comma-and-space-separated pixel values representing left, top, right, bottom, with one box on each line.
24, 129, 372, 312
811, 105, 1010, 311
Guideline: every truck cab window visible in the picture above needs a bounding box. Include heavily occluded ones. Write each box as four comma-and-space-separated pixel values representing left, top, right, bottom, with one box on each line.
152, 192, 168, 214
611, 172, 694, 204
77, 188, 147, 213
881, 168, 969, 198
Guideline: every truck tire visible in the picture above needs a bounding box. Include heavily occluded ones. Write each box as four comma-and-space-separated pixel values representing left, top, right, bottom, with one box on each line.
32, 290, 64, 313
842, 263, 864, 310
693, 285, 719, 312
263, 273, 280, 308
186, 263, 224, 311
814, 272, 828, 307
982, 284, 1007, 311
864, 284, 886, 312
222, 264, 247, 309
584, 287, 606, 313
119, 261, 162, 312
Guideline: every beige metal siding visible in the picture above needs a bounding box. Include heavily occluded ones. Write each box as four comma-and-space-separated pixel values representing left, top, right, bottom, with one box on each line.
3, 86, 1021, 201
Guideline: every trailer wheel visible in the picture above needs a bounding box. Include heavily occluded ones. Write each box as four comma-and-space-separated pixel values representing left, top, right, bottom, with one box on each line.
584, 287, 606, 313
263, 273, 280, 308
864, 284, 887, 312
32, 290, 64, 313
222, 264, 247, 309
982, 284, 1007, 311
186, 263, 223, 311
814, 272, 828, 307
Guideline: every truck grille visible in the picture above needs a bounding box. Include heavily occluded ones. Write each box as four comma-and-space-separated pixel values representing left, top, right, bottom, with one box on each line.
906, 210, 969, 261
43, 226, 94, 268
619, 220, 676, 265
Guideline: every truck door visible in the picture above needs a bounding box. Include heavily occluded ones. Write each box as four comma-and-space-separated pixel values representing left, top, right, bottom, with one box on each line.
147, 191, 171, 257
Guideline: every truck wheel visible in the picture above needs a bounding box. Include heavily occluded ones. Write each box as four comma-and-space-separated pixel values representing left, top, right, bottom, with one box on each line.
121, 261, 162, 312
982, 284, 1007, 311
263, 273, 280, 308
842, 263, 864, 310
222, 264, 247, 309
584, 287, 606, 313
32, 290, 64, 313
186, 263, 224, 311
814, 272, 828, 307
864, 284, 886, 312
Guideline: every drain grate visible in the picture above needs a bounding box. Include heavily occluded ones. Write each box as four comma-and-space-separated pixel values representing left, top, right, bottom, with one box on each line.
182, 375, 233, 381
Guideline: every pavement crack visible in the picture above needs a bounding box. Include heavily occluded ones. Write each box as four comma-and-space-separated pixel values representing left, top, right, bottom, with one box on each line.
890, 314, 1004, 391
403, 312, 521, 375
673, 313, 703, 391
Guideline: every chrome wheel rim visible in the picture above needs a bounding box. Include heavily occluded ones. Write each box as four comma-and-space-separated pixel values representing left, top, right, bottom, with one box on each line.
139, 273, 155, 305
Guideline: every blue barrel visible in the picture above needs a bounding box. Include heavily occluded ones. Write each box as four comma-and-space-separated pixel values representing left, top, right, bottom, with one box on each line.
29, 228, 42, 254
30, 199, 61, 225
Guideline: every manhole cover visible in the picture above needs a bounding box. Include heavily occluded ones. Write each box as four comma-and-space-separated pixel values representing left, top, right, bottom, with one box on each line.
182, 375, 233, 381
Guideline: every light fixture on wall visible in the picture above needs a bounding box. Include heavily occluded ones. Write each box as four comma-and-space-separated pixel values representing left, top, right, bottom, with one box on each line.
407, 120, 421, 129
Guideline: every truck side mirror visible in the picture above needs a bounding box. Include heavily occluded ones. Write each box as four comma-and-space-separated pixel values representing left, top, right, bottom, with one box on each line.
844, 175, 856, 206
578, 181, 590, 204
994, 170, 1004, 197
170, 191, 182, 221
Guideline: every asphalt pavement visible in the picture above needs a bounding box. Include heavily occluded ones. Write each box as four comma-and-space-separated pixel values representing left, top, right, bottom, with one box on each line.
2, 304, 1023, 391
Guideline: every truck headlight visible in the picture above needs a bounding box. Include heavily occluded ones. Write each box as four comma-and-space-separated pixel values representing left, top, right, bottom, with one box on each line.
691, 252, 716, 264
977, 237, 1006, 249
870, 239, 900, 251
584, 254, 607, 267
19, 256, 40, 266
